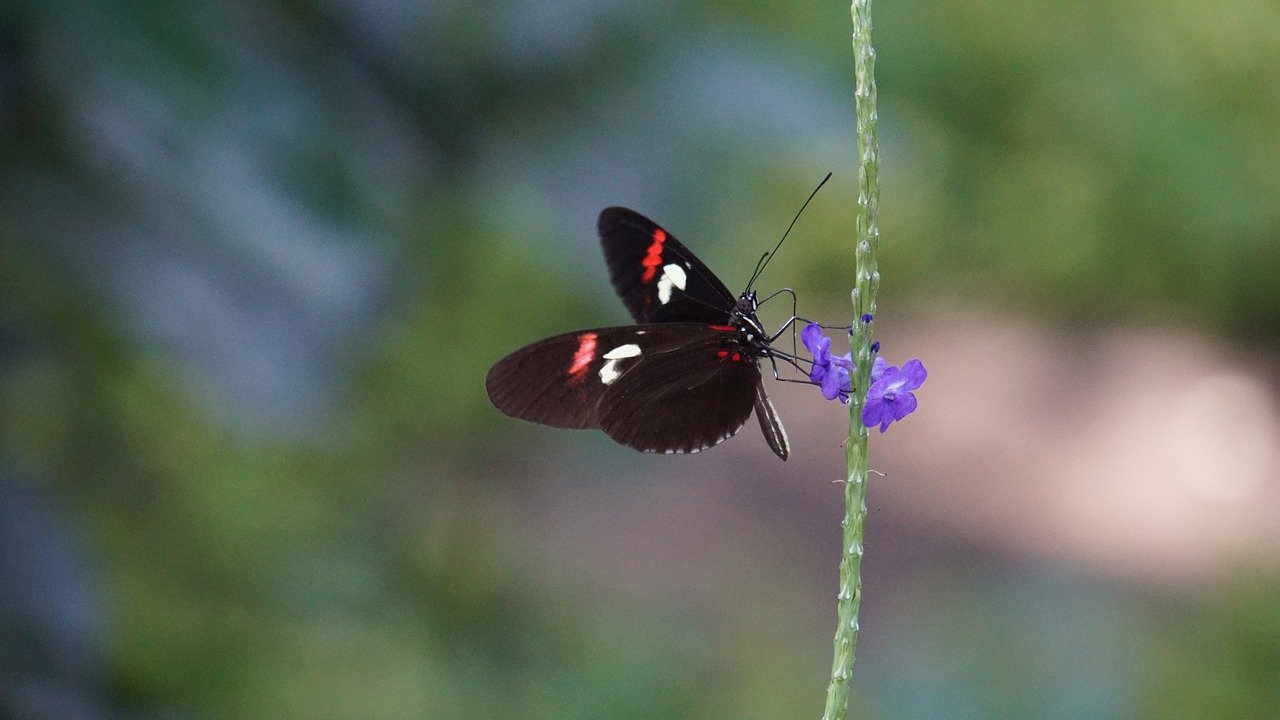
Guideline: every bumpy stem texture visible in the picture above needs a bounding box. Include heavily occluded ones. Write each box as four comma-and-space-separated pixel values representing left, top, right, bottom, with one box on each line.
821, 0, 879, 719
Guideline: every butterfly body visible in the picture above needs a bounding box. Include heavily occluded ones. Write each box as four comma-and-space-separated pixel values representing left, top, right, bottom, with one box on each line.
485, 207, 790, 459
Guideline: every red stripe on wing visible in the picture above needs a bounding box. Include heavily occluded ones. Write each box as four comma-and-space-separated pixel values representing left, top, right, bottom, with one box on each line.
639, 228, 666, 283
566, 332, 597, 385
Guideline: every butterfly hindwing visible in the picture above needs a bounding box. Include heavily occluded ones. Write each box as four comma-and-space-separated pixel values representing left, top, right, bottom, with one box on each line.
598, 207, 737, 324
595, 327, 763, 455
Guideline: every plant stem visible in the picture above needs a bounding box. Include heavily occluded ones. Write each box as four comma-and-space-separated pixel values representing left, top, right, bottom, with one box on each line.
821, 0, 879, 718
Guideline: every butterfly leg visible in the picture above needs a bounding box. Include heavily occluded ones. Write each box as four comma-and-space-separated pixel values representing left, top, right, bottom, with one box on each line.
764, 349, 817, 385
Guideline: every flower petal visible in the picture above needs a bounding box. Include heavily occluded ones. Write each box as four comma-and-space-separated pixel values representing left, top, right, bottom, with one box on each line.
861, 395, 886, 428
816, 337, 833, 365
900, 359, 927, 390
877, 365, 902, 389
801, 324, 827, 356
810, 363, 828, 385
865, 376, 888, 402
821, 365, 847, 400
870, 356, 889, 384
892, 392, 918, 420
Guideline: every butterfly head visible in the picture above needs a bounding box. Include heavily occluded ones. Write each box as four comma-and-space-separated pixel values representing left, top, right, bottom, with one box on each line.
730, 290, 768, 341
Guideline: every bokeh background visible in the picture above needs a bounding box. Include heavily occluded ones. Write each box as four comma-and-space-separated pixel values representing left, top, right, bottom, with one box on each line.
2, 0, 1279, 718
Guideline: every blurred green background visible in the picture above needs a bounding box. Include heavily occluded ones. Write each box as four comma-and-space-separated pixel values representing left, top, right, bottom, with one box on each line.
2, 0, 1279, 718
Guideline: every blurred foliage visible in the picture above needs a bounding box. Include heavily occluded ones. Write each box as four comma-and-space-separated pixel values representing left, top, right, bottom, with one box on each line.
1143, 576, 1280, 720
1, 0, 1278, 718
872, 0, 1280, 341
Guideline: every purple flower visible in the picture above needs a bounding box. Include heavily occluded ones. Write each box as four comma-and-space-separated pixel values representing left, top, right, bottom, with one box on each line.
801, 324, 928, 430
862, 358, 927, 433
870, 355, 887, 383
801, 323, 853, 403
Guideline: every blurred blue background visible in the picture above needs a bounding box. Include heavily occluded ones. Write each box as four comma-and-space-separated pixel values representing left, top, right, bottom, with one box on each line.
2, 0, 1279, 718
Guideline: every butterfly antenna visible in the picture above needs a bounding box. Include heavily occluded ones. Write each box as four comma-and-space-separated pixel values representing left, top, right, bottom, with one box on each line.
746, 171, 833, 290
749, 251, 770, 284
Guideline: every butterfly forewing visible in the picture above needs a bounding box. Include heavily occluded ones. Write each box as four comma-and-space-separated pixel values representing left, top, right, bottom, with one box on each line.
486, 330, 606, 429
485, 324, 732, 431
598, 207, 737, 324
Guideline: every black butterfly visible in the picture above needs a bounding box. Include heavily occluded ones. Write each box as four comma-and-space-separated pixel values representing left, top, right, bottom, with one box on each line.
481, 173, 848, 461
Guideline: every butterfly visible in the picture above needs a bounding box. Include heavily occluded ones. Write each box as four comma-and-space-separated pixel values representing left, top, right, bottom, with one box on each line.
485, 206, 793, 459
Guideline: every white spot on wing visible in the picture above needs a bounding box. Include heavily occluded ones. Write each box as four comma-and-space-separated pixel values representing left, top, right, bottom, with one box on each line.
603, 344, 641, 359
599, 343, 641, 385
599, 362, 622, 385
656, 263, 688, 304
